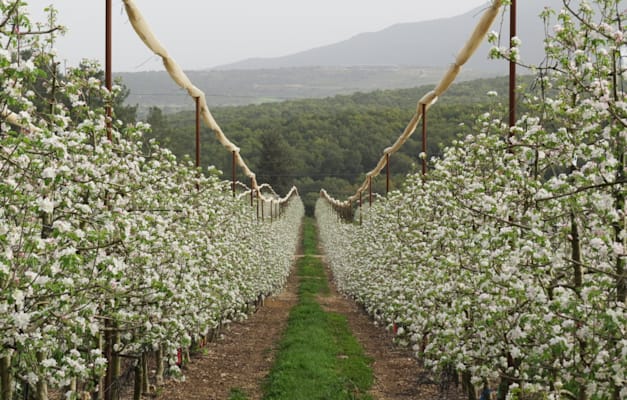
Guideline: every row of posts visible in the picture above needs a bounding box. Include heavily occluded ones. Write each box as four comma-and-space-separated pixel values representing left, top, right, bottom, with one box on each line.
324, 0, 517, 225
101, 2, 301, 399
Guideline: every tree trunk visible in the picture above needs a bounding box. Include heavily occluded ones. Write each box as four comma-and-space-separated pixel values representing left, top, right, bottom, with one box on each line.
112, 331, 121, 400
570, 212, 583, 289
36, 352, 48, 400
155, 347, 164, 387
570, 212, 588, 400
183, 347, 190, 365
133, 360, 142, 400
104, 322, 121, 400
462, 371, 476, 400
1, 355, 12, 400
614, 154, 625, 304
141, 353, 149, 395
97, 333, 105, 400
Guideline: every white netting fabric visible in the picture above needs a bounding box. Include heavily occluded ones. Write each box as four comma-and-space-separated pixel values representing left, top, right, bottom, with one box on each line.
123, 0, 295, 202
327, 0, 503, 203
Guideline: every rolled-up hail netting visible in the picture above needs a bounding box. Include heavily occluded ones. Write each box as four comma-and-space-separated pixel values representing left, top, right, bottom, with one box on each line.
322, 0, 503, 207
123, 0, 296, 203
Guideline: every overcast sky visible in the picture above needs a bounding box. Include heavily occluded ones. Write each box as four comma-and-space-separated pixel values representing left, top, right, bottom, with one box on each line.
24, 0, 489, 72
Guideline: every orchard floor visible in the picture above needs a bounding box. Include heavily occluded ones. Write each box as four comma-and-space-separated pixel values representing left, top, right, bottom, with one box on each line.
143, 225, 464, 400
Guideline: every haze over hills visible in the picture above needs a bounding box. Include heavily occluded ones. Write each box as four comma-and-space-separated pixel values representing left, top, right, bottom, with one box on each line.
119, 1, 561, 111
213, 0, 559, 71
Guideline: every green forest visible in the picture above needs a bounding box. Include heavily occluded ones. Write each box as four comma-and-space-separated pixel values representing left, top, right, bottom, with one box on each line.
140, 75, 531, 213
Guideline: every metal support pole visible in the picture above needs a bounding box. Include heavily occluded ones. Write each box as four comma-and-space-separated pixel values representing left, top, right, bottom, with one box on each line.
421, 103, 427, 177
349, 200, 353, 221
509, 0, 517, 131
261, 197, 265, 222
359, 191, 363, 225
386, 153, 390, 194
256, 190, 260, 221
231, 151, 236, 197
195, 97, 200, 169
250, 178, 254, 207
105, 0, 112, 141
194, 97, 200, 190
15, 8, 19, 67
368, 177, 372, 207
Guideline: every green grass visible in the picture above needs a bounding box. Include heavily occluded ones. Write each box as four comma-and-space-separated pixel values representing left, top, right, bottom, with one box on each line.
228, 388, 249, 400
301, 218, 318, 255
262, 219, 373, 400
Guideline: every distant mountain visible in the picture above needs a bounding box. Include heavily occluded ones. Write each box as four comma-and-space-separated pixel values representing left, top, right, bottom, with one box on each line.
119, 1, 564, 111
214, 1, 561, 72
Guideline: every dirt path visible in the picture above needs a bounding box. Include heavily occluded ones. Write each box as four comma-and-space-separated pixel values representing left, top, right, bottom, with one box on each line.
154, 269, 299, 400
149, 223, 464, 400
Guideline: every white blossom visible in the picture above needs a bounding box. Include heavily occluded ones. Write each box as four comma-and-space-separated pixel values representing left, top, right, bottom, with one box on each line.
37, 197, 54, 213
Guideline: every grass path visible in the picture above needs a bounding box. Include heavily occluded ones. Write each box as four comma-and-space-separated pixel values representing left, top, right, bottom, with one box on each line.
260, 218, 373, 400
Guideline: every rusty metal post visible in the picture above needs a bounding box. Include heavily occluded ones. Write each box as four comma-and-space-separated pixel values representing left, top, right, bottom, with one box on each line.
261, 197, 265, 222
509, 0, 517, 131
195, 97, 200, 169
270, 200, 274, 223
15, 8, 21, 67
256, 190, 260, 221
105, 0, 112, 141
421, 103, 427, 177
250, 178, 254, 207
103, 3, 114, 398
386, 153, 390, 194
359, 191, 363, 225
368, 177, 372, 206
231, 151, 236, 197
349, 200, 353, 221
194, 97, 200, 190
105, 1, 112, 138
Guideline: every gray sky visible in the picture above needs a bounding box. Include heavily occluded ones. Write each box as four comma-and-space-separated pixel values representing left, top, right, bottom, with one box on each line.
25, 0, 488, 72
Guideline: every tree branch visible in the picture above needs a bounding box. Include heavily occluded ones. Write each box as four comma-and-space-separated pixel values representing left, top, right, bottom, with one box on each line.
535, 179, 626, 202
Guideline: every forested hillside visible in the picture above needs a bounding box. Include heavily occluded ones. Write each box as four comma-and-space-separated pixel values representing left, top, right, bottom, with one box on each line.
118, 66, 493, 110
144, 75, 530, 212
